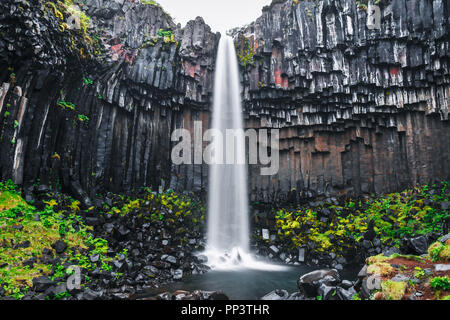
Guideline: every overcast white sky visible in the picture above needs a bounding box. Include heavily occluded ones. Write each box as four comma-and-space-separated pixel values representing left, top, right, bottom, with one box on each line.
156, 0, 273, 33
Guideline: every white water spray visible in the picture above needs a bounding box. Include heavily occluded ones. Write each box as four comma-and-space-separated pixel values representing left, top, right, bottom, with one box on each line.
204, 36, 286, 271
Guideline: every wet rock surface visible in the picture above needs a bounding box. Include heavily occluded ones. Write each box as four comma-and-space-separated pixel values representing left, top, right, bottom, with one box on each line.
0, 0, 218, 202
261, 239, 449, 300
139, 290, 229, 301
0, 189, 210, 300
233, 0, 450, 202
0, 0, 448, 203
260, 268, 356, 300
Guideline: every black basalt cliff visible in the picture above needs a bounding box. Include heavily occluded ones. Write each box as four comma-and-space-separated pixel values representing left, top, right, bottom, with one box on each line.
0, 0, 449, 205
0, 0, 219, 206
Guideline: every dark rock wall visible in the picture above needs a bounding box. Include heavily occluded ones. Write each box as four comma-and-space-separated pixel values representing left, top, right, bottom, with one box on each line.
0, 0, 217, 204
0, 0, 449, 204
235, 0, 450, 201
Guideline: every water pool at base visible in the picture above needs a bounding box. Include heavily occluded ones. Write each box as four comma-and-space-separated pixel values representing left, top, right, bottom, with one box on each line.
145, 264, 362, 300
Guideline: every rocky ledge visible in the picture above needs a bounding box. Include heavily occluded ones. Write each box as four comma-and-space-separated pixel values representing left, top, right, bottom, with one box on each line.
261, 234, 449, 300
0, 181, 210, 300
250, 181, 449, 271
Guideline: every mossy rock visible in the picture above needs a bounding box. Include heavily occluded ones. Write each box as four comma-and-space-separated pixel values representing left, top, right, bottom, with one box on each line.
0, 191, 26, 211
367, 262, 395, 277
428, 242, 450, 262
381, 280, 407, 300
366, 254, 390, 265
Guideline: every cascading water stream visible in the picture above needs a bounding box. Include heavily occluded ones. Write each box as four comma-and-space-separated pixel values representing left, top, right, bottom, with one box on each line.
204, 36, 286, 271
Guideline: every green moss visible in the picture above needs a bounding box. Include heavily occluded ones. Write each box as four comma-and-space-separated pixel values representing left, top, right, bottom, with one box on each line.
430, 276, 450, 291
157, 29, 175, 43
42, 0, 101, 58
237, 37, 256, 68
141, 0, 161, 6
0, 181, 111, 299
57, 100, 75, 110
0, 191, 26, 211
428, 242, 450, 262
273, 182, 449, 258
367, 262, 395, 277
113, 189, 205, 227
388, 253, 424, 262
381, 280, 407, 300
77, 114, 89, 124
366, 254, 390, 264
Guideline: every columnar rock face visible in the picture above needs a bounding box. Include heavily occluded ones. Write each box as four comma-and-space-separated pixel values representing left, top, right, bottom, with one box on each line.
0, 0, 218, 204
234, 0, 450, 201
0, 0, 449, 204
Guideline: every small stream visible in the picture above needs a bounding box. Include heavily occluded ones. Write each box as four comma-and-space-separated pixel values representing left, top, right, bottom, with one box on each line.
145, 264, 362, 300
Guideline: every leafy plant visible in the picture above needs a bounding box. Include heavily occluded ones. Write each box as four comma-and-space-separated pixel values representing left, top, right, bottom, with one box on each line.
237, 36, 256, 68
430, 276, 450, 291
57, 100, 75, 110
77, 114, 89, 124
414, 267, 425, 279
83, 77, 93, 85
157, 29, 175, 43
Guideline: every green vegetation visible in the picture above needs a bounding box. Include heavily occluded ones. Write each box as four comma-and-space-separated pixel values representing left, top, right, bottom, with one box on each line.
82, 77, 93, 86
42, 0, 101, 58
428, 241, 450, 262
381, 280, 407, 300
274, 182, 449, 256
140, 28, 176, 49
106, 188, 205, 228
237, 36, 256, 68
0, 181, 109, 299
414, 267, 426, 279
0, 179, 205, 299
430, 276, 450, 291
57, 99, 75, 110
362, 240, 449, 300
77, 114, 89, 125
157, 29, 175, 44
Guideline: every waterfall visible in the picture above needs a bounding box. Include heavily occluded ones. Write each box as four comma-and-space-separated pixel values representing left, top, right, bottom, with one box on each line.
207, 35, 249, 255
204, 36, 285, 271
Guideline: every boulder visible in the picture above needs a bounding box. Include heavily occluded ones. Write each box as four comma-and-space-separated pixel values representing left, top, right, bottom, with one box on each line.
297, 269, 341, 297
407, 236, 429, 255
32, 276, 55, 292
340, 280, 353, 290
269, 245, 279, 254
336, 286, 357, 300
52, 240, 67, 254
173, 269, 183, 280
287, 292, 305, 300
261, 289, 289, 300
318, 284, 338, 300
434, 264, 450, 272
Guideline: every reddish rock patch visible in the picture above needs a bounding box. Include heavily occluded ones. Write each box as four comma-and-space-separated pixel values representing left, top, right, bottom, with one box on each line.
385, 257, 450, 300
